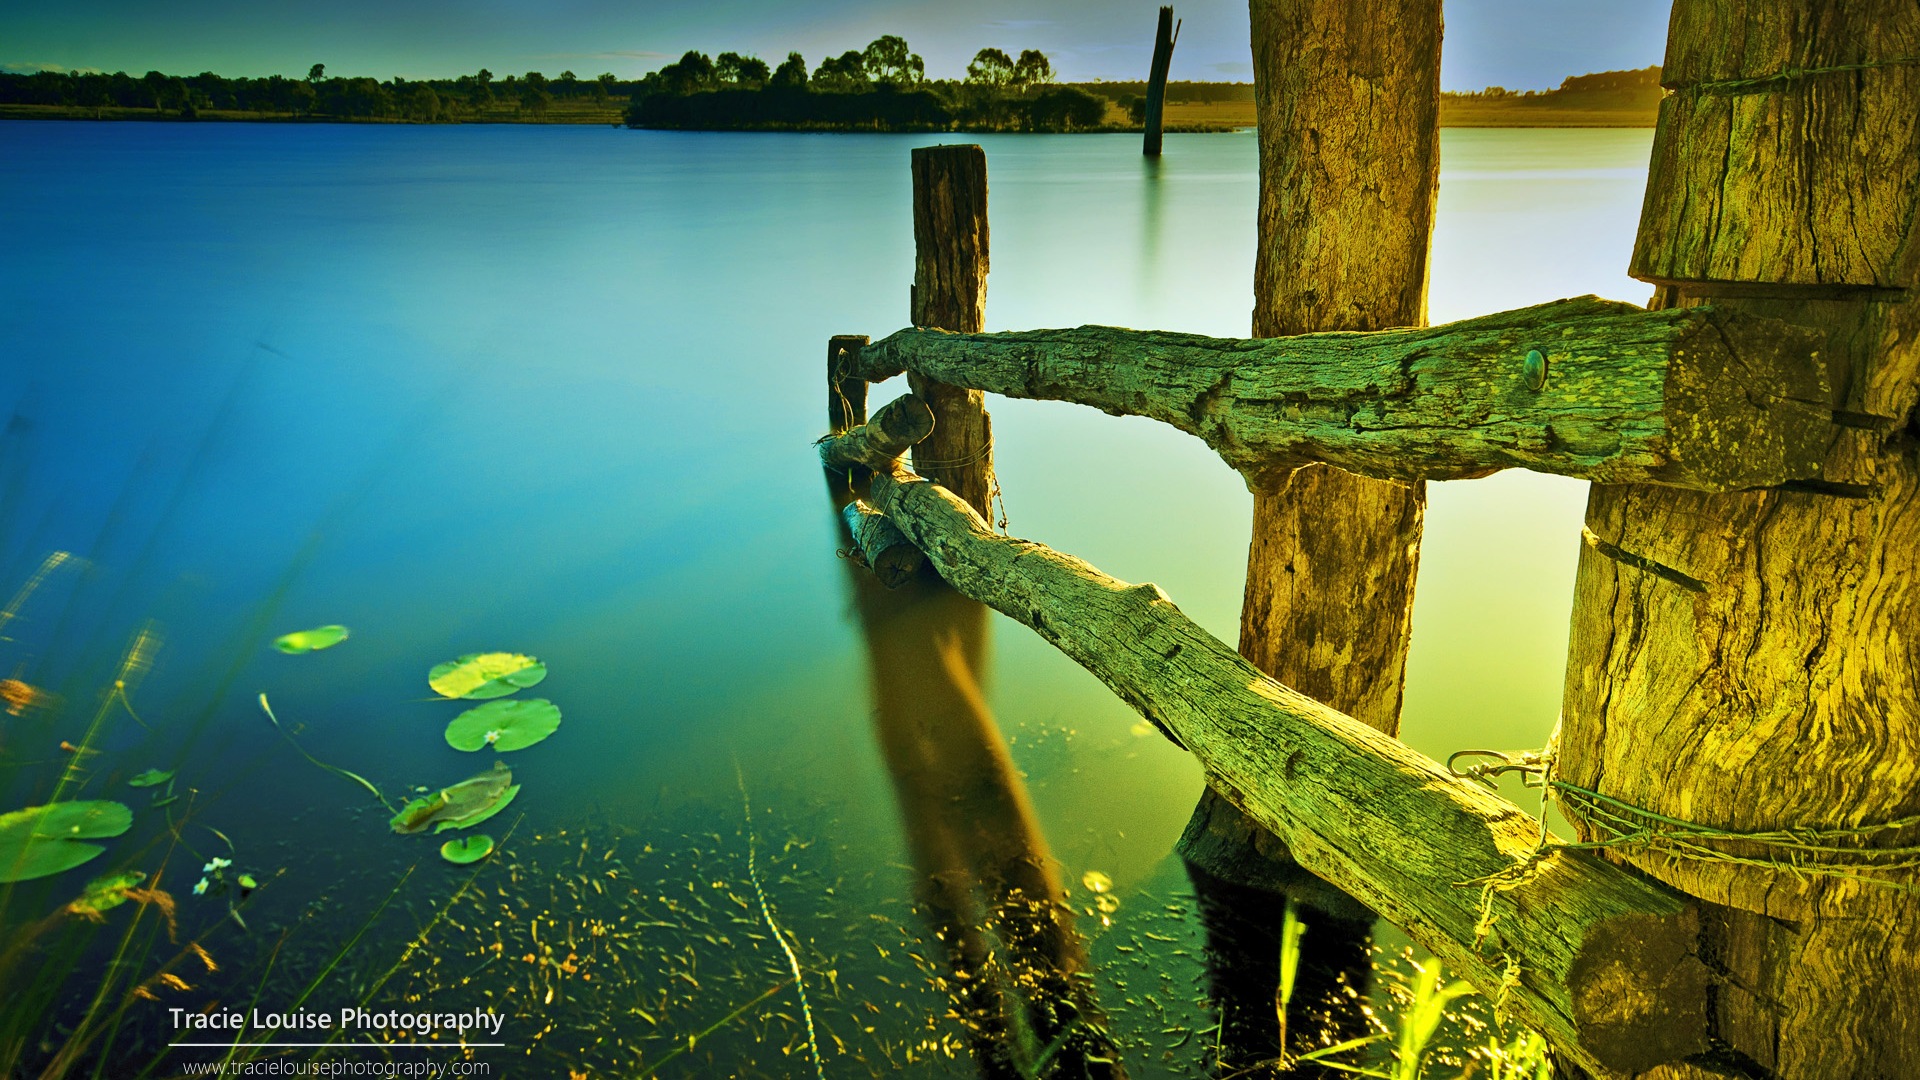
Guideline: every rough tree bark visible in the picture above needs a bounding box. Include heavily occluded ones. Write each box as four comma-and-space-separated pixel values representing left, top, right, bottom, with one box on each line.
852, 301, 1833, 492
845, 454, 1710, 1078
1560, 3, 1920, 1077
909, 145, 996, 519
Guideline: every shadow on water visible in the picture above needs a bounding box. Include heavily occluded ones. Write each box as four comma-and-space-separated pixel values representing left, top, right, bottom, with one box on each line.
828, 470, 1125, 1079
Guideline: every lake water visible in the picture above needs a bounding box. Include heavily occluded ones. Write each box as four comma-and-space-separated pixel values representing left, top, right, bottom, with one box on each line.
0, 122, 1653, 1076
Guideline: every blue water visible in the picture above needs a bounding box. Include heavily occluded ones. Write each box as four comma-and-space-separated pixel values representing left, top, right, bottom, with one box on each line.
0, 121, 1655, 1074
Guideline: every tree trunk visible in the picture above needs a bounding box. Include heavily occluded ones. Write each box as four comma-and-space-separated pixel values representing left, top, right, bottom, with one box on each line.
1143, 7, 1177, 157
1559, 2, 1920, 1076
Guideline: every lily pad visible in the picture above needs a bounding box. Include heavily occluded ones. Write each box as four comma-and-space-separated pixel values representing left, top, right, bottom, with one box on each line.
445, 698, 561, 753
428, 653, 546, 700
68, 870, 146, 918
0, 801, 134, 883
128, 769, 174, 788
440, 835, 495, 864
391, 762, 519, 835
273, 625, 350, 654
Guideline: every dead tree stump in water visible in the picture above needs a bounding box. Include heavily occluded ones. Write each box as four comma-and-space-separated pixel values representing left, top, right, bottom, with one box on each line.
1143, 7, 1179, 157
909, 145, 996, 520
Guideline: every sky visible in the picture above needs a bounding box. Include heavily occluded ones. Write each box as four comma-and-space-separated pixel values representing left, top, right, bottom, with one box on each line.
1, 0, 1672, 91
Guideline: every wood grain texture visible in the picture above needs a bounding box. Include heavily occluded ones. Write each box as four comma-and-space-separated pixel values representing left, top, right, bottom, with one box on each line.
1631, 0, 1920, 291
853, 300, 1834, 492
1565, 7, 1920, 1074
841, 499, 925, 588
908, 145, 996, 519
858, 460, 1709, 1078
817, 393, 934, 472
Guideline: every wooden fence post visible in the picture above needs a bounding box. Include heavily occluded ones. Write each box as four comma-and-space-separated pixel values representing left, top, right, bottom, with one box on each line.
1143, 7, 1178, 157
908, 145, 996, 520
1178, 0, 1441, 1066
1557, 3, 1920, 1077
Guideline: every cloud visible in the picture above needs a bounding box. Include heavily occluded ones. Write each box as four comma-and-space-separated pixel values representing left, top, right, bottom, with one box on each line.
2, 61, 103, 75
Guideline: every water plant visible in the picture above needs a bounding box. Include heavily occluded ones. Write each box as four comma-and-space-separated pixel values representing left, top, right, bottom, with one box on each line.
444, 697, 562, 752
427, 651, 547, 699
0, 800, 134, 883
390, 762, 520, 834
126, 768, 173, 788
439, 834, 494, 864
271, 624, 350, 654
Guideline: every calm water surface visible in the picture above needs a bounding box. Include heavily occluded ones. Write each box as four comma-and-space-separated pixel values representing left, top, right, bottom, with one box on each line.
0, 122, 1653, 1075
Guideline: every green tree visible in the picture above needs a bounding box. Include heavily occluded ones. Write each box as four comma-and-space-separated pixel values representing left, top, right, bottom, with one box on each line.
656, 51, 715, 94
966, 48, 1015, 86
862, 35, 924, 87
715, 52, 770, 87
769, 52, 808, 90
307, 63, 324, 82
408, 82, 440, 121
812, 50, 869, 93
1012, 49, 1053, 87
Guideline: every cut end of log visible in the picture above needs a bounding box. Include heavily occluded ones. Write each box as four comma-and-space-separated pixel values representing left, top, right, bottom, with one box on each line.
1660, 309, 1833, 491
1567, 907, 1713, 1075
818, 394, 937, 472
841, 499, 927, 589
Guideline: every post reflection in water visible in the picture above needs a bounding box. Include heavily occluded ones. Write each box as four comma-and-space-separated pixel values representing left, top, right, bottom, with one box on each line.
828, 489, 1125, 1079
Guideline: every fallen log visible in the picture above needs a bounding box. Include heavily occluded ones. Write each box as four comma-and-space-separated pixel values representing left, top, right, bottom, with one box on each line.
817, 393, 936, 472
851, 295, 1832, 492
859, 450, 1711, 1078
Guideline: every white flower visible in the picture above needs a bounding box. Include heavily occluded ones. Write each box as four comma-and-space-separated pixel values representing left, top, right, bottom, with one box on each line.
192, 878, 209, 896
203, 857, 231, 873
484, 730, 501, 745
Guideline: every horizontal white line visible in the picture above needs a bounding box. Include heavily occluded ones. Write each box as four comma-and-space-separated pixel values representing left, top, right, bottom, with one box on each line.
171, 1043, 506, 1048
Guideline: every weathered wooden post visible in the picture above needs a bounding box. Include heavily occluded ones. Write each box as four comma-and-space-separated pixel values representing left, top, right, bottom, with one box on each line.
1142, 6, 1179, 157
908, 145, 996, 520
1176, 0, 1441, 1066
1558, 2, 1920, 1077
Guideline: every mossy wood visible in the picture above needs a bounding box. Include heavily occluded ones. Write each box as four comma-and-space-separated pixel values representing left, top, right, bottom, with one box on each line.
816, 393, 934, 473
1561, 2, 1920, 1076
1629, 0, 1920, 294
908, 145, 995, 519
858, 456, 1709, 1077
852, 298, 1833, 493
841, 500, 925, 588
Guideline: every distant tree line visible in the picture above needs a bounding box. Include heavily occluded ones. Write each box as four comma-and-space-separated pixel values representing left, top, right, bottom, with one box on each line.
624, 36, 1112, 132
1445, 65, 1662, 101
0, 64, 647, 121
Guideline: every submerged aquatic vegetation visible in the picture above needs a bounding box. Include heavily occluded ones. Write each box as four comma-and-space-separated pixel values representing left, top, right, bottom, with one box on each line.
428, 652, 547, 700
272, 625, 351, 654
127, 768, 174, 788
65, 870, 147, 920
444, 697, 562, 752
390, 762, 519, 835
0, 800, 133, 883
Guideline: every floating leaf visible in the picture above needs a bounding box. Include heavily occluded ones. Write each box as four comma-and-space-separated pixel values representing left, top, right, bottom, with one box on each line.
128, 769, 174, 788
0, 801, 134, 883
273, 625, 350, 654
392, 762, 519, 835
440, 835, 495, 865
68, 870, 146, 919
445, 698, 561, 753
237, 873, 258, 890
427, 653, 546, 700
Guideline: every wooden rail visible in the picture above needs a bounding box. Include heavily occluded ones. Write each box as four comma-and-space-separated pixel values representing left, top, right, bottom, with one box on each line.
818, 413, 1710, 1077
851, 297, 1834, 493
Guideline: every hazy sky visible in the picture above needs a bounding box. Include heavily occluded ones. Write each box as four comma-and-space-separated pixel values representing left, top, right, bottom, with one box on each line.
2, 0, 1672, 91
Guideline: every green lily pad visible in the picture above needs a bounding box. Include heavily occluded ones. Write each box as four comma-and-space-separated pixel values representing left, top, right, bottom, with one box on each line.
237, 873, 258, 890
428, 653, 546, 700
128, 769, 174, 788
391, 762, 518, 835
0, 801, 134, 883
445, 698, 561, 753
273, 625, 350, 654
69, 870, 146, 918
440, 835, 495, 864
